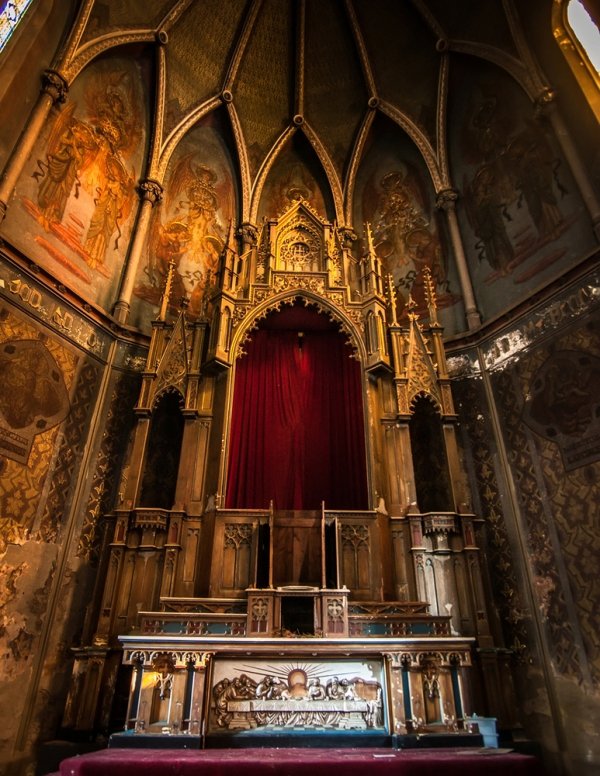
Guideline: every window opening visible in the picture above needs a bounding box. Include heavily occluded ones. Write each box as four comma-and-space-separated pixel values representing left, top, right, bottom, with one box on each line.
0, 0, 35, 53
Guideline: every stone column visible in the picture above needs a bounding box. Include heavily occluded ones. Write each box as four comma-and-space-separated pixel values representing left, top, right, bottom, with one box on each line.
436, 188, 481, 330
113, 178, 163, 323
536, 88, 600, 240
0, 69, 68, 222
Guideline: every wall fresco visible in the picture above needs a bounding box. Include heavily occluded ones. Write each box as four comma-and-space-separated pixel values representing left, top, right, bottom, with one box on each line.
2, 55, 147, 313
0, 303, 79, 545
353, 118, 463, 332
131, 118, 235, 329
257, 133, 331, 222
0, 298, 105, 771
449, 58, 595, 322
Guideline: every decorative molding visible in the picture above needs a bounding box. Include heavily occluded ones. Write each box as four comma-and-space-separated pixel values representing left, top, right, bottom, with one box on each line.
378, 100, 443, 191
226, 102, 251, 222
250, 125, 297, 224
447, 39, 538, 101
158, 95, 223, 179
301, 121, 344, 224
344, 0, 378, 101
436, 53, 451, 185
63, 31, 156, 83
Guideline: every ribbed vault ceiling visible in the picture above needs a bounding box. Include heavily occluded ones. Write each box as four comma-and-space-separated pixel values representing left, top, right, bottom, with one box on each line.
68, 0, 539, 224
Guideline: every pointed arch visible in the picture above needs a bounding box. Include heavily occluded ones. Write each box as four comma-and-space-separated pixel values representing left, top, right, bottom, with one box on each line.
252, 127, 336, 223
409, 394, 453, 513
158, 96, 223, 180
62, 30, 157, 83
225, 299, 369, 510
447, 41, 539, 101
139, 389, 185, 510
230, 291, 367, 365
300, 120, 344, 224
377, 101, 444, 191
344, 108, 376, 224
553, 0, 600, 121
250, 124, 297, 222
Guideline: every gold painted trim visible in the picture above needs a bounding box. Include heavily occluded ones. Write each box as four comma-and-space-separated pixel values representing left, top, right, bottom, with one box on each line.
343, 108, 375, 225
226, 102, 252, 223
147, 43, 167, 180
552, 0, 600, 122
436, 52, 451, 186
249, 125, 297, 223
344, 0, 378, 101
158, 95, 223, 179
222, 0, 264, 92
448, 40, 538, 101
63, 30, 156, 82
377, 100, 443, 191
301, 121, 345, 225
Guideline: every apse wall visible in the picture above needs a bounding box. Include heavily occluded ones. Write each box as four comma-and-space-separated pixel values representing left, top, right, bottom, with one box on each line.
0, 2, 598, 775
450, 263, 600, 776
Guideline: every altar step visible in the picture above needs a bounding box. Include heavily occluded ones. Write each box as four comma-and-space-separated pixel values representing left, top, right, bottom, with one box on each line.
107, 730, 486, 751
51, 745, 545, 776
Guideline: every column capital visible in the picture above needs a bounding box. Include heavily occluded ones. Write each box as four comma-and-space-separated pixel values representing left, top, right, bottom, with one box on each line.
238, 221, 258, 246
436, 188, 459, 211
138, 178, 164, 205
41, 69, 68, 104
339, 226, 357, 248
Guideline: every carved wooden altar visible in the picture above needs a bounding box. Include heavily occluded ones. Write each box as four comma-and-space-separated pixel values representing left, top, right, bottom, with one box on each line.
62, 200, 517, 743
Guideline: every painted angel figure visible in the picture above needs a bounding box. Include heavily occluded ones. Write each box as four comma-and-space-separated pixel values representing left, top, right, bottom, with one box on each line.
34, 103, 98, 228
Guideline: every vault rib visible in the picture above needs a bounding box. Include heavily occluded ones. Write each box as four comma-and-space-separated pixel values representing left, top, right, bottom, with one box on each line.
343, 0, 378, 103
223, 0, 265, 94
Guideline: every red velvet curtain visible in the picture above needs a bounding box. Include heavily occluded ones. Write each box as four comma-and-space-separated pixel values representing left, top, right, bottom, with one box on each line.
226, 305, 368, 510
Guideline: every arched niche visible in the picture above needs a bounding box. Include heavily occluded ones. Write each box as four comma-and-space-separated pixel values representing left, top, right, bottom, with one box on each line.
409, 394, 453, 513
256, 131, 335, 222
225, 300, 368, 511
131, 107, 238, 330
447, 53, 596, 323
352, 112, 462, 332
139, 390, 185, 510
3, 46, 152, 313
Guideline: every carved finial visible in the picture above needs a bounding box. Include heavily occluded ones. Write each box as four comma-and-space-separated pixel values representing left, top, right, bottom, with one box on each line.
365, 222, 377, 258
159, 259, 176, 321
406, 293, 418, 321
423, 266, 438, 324
387, 274, 398, 326
226, 218, 236, 251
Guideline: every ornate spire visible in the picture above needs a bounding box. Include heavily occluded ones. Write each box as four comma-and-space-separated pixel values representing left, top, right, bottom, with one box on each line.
423, 266, 439, 324
386, 273, 398, 326
365, 222, 377, 262
158, 259, 176, 321
226, 218, 236, 253
406, 293, 418, 321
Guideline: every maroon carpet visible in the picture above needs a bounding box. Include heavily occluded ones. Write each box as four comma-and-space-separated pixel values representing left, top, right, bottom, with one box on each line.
57, 747, 543, 775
